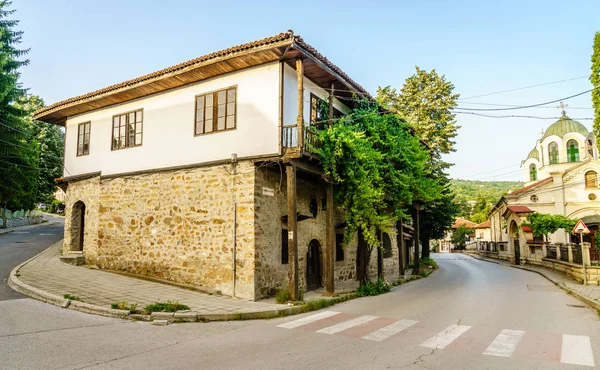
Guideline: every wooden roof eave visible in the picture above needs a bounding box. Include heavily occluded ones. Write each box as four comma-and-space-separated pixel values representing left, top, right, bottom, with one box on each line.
35, 40, 293, 126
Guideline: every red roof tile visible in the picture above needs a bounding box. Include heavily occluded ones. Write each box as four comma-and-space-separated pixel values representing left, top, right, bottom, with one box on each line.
451, 217, 478, 229
509, 177, 552, 196
506, 205, 534, 214
474, 220, 491, 228
521, 225, 533, 232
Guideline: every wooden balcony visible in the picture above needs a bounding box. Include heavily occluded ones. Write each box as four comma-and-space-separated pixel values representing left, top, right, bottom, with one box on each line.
282, 124, 321, 155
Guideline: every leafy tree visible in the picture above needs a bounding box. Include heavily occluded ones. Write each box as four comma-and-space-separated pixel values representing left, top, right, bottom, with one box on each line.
451, 225, 473, 249
15, 95, 64, 203
317, 101, 440, 284
526, 213, 577, 239
592, 31, 600, 137
377, 66, 460, 170
419, 176, 458, 258
0, 1, 36, 212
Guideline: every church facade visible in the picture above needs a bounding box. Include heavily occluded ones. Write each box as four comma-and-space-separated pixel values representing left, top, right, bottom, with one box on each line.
486, 113, 600, 270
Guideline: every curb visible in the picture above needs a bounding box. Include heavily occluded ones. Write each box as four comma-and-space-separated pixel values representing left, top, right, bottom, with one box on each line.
470, 253, 600, 311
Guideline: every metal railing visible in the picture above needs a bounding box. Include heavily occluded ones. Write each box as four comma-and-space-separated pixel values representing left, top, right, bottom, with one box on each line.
572, 246, 582, 264
560, 246, 569, 262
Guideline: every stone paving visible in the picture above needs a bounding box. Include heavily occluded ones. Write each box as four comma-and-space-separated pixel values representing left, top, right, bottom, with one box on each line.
17, 242, 282, 314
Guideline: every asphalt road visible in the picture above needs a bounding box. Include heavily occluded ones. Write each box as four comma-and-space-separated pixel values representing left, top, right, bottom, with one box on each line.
1, 233, 599, 369
0, 215, 64, 301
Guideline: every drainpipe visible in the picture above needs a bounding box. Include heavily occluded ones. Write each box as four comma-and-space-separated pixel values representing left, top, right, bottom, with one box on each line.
231, 153, 238, 298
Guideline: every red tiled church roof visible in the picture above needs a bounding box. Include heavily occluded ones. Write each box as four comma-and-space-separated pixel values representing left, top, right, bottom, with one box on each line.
510, 178, 552, 196
506, 205, 534, 214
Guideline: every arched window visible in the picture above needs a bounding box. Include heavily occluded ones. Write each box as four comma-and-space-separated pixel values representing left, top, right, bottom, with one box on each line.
586, 139, 594, 158
529, 164, 537, 181
567, 140, 580, 162
548, 142, 559, 164
382, 233, 392, 258
585, 171, 598, 188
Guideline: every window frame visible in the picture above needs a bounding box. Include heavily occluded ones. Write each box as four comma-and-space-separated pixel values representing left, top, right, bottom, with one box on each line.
585, 171, 598, 188
548, 142, 559, 164
310, 93, 343, 127
194, 85, 237, 136
76, 121, 91, 157
529, 164, 537, 182
111, 109, 144, 151
566, 139, 580, 163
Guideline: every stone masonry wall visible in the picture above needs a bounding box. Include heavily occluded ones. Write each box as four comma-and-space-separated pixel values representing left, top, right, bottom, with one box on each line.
66, 161, 256, 300
64, 177, 100, 261
254, 167, 399, 299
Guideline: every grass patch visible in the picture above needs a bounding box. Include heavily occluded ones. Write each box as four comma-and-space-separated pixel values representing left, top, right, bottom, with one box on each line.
63, 293, 82, 302
144, 300, 190, 313
111, 300, 137, 312
275, 287, 290, 304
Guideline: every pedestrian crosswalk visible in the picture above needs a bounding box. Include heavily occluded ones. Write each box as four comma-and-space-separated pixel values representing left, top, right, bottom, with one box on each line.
277, 311, 595, 367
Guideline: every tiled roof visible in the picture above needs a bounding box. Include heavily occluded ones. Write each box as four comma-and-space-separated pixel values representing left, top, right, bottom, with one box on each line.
452, 217, 478, 229
521, 225, 533, 232
474, 220, 491, 228
506, 205, 534, 214
509, 177, 552, 196
35, 31, 371, 120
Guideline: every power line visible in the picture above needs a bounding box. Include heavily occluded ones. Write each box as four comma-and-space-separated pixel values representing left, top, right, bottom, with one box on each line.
453, 111, 593, 120
459, 76, 589, 100
0, 120, 35, 137
452, 88, 595, 111
0, 158, 39, 170
457, 101, 593, 110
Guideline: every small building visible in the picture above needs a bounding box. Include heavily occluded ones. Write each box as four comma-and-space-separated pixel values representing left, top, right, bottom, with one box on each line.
34, 31, 410, 300
438, 217, 478, 252
474, 220, 491, 250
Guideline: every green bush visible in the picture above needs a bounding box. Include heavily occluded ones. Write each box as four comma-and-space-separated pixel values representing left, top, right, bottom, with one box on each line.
275, 288, 290, 304
144, 300, 190, 313
356, 278, 391, 297
63, 293, 82, 301
420, 257, 438, 269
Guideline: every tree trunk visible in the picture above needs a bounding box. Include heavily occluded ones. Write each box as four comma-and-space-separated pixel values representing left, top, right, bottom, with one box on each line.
396, 220, 405, 276
421, 236, 431, 259
360, 245, 372, 286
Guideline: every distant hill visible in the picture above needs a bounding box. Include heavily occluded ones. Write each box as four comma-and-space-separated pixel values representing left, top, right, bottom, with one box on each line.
451, 179, 523, 205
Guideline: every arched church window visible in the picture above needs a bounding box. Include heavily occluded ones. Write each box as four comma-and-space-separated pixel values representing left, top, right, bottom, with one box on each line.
548, 142, 559, 164
529, 164, 537, 181
586, 139, 594, 158
585, 171, 598, 188
566, 140, 580, 162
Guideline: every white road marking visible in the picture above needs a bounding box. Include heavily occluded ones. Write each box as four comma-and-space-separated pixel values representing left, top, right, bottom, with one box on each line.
13, 232, 30, 234
420, 324, 472, 349
277, 311, 340, 329
316, 315, 378, 334
362, 319, 418, 342
561, 334, 595, 367
39, 233, 56, 236
483, 329, 525, 357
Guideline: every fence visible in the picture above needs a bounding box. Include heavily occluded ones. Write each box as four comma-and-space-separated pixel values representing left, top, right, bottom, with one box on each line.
1, 208, 43, 228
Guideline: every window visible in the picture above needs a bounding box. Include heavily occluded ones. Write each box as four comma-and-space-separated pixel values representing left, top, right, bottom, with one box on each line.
310, 93, 342, 128
567, 139, 580, 162
585, 171, 598, 188
382, 233, 392, 258
529, 164, 537, 181
586, 139, 594, 158
112, 110, 143, 150
77, 122, 91, 156
548, 142, 559, 164
335, 233, 344, 261
281, 229, 289, 264
195, 87, 236, 135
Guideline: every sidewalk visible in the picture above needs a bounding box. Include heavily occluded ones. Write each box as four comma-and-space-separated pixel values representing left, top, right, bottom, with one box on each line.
470, 253, 600, 310
9, 240, 292, 321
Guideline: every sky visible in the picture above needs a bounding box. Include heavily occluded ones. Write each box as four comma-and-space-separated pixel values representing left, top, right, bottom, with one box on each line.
15, 0, 600, 181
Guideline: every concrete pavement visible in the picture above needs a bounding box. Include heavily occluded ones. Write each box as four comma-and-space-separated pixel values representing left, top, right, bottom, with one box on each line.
1, 252, 599, 369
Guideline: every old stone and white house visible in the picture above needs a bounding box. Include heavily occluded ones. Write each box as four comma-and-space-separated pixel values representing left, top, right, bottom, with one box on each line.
482, 113, 600, 282
35, 31, 410, 301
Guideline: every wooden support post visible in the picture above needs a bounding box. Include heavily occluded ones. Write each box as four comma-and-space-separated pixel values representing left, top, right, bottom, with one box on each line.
413, 204, 421, 275
328, 83, 334, 127
286, 164, 299, 300
325, 182, 334, 294
296, 58, 304, 150
397, 220, 405, 276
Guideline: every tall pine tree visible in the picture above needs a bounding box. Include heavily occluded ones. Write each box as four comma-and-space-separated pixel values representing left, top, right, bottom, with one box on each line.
0, 1, 37, 212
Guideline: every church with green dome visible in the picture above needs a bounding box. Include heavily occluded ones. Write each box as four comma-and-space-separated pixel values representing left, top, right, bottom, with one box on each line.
485, 112, 600, 276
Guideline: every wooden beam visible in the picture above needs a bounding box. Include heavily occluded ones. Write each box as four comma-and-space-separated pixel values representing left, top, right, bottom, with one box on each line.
296, 58, 304, 150
325, 182, 335, 294
286, 164, 299, 300
284, 158, 335, 183
328, 82, 334, 127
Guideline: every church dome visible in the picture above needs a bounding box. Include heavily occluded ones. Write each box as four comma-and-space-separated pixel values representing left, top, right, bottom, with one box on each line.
526, 147, 539, 160
541, 114, 589, 141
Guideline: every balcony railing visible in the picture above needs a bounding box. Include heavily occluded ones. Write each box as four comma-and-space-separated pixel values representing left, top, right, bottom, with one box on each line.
282, 124, 321, 154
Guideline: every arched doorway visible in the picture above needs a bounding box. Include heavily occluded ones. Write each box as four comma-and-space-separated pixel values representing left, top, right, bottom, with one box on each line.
509, 220, 520, 265
306, 239, 322, 291
70, 201, 86, 252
